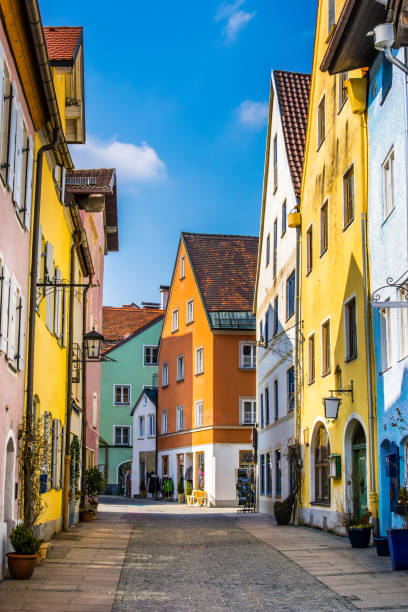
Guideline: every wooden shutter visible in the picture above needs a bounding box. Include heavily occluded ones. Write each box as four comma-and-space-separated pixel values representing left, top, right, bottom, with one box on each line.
53, 267, 61, 337
13, 104, 23, 207
7, 83, 18, 191
36, 226, 42, 306
7, 275, 16, 361
59, 425, 65, 488
60, 166, 66, 204
0, 262, 10, 353
61, 286, 66, 346
24, 135, 34, 231
17, 294, 26, 371
0, 47, 5, 162
45, 242, 54, 331
51, 418, 58, 488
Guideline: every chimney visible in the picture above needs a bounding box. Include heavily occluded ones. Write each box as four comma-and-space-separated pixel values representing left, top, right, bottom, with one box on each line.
160, 285, 170, 311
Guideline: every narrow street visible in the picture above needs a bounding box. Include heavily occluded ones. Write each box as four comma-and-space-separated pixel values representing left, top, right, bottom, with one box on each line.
2, 500, 408, 611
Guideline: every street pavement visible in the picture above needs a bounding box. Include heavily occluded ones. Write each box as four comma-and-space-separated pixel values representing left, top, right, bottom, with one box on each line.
0, 498, 407, 611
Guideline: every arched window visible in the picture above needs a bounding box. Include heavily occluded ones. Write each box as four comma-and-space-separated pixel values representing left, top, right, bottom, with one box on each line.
315, 425, 330, 503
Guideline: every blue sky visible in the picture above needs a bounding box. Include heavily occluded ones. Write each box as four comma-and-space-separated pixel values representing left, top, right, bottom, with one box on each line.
40, 0, 317, 306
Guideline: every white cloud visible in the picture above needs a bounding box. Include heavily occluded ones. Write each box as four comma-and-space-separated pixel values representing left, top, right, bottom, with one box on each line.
236, 100, 268, 129
215, 1, 256, 43
71, 136, 166, 184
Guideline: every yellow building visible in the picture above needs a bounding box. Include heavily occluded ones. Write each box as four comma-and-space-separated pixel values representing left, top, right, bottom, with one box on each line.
298, 0, 377, 532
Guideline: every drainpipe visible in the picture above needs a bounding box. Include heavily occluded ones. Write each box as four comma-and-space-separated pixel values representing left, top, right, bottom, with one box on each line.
24, 128, 60, 525
294, 206, 302, 523
80, 282, 92, 507
62, 231, 83, 530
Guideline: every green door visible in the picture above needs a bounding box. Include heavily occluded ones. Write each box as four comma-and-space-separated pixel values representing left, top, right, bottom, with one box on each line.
352, 423, 367, 521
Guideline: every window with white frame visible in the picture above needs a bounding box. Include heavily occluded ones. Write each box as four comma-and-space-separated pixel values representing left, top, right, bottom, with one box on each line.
114, 426, 130, 446
187, 299, 194, 324
177, 354, 184, 381
240, 398, 256, 425
273, 134, 278, 192
147, 414, 155, 437
161, 362, 168, 386
176, 405, 184, 431
161, 410, 168, 434
380, 304, 392, 371
266, 234, 270, 267
172, 309, 179, 332
144, 345, 158, 365
328, 0, 336, 32
383, 149, 395, 220
399, 288, 408, 359
240, 343, 256, 369
114, 384, 131, 406
195, 400, 203, 427
3, 273, 25, 370
180, 255, 185, 279
138, 416, 145, 438
195, 346, 204, 374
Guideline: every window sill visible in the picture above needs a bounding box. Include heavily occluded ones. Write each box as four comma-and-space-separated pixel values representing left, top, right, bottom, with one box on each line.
317, 139, 325, 153
342, 218, 354, 233
337, 99, 347, 114
381, 206, 395, 227
176, 378, 184, 383
379, 366, 392, 376
144, 363, 158, 367
195, 371, 204, 377
308, 379, 315, 386
171, 330, 179, 335
186, 321, 194, 326
306, 268, 313, 278
311, 501, 331, 507
321, 369, 331, 378
238, 367, 256, 371
281, 230, 286, 238
320, 247, 328, 259
114, 403, 131, 407
161, 383, 168, 388
286, 312, 294, 323
345, 354, 357, 363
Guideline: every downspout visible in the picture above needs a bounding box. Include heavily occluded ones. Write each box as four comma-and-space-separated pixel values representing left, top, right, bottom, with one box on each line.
24, 128, 60, 525
80, 282, 92, 507
294, 205, 302, 524
62, 231, 83, 530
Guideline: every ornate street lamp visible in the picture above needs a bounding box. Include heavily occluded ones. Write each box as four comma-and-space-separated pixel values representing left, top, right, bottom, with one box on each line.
322, 381, 354, 421
84, 329, 104, 360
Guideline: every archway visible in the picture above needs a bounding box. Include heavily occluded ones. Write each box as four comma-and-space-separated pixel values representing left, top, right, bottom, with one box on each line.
344, 418, 367, 522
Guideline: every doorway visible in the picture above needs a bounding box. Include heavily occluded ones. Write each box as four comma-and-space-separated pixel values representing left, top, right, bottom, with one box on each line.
118, 461, 132, 496
351, 423, 367, 521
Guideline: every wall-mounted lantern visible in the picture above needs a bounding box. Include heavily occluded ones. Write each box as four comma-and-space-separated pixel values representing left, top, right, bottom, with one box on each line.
322, 381, 353, 421
84, 329, 104, 360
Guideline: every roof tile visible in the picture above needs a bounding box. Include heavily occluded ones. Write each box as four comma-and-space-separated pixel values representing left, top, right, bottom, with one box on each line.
102, 306, 164, 351
44, 26, 82, 63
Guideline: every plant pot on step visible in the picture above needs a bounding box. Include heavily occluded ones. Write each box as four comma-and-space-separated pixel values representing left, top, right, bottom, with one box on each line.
177, 493, 185, 503
274, 503, 293, 525
37, 542, 49, 564
347, 527, 372, 548
79, 509, 93, 522
373, 536, 390, 556
8, 553, 38, 580
387, 529, 408, 570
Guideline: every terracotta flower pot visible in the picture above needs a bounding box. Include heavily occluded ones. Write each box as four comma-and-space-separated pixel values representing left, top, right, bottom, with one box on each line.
177, 493, 185, 503
79, 510, 93, 522
7, 553, 37, 580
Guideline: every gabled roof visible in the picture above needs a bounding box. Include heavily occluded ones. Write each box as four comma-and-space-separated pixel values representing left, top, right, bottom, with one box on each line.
66, 168, 115, 193
182, 233, 258, 313
102, 305, 164, 353
274, 71, 311, 200
44, 26, 83, 66
131, 387, 158, 415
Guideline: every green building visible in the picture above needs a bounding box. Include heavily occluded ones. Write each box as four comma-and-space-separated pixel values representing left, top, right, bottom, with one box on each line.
99, 303, 164, 494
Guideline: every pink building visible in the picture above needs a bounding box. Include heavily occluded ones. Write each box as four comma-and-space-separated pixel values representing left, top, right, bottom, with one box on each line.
66, 169, 118, 467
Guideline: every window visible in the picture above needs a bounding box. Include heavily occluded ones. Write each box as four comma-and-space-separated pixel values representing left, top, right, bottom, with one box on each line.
45, 242, 54, 331
306, 225, 313, 274
161, 410, 168, 434
380, 305, 392, 371
399, 289, 408, 359
114, 385, 131, 406
260, 454, 265, 495
260, 393, 264, 428
172, 309, 179, 332
162, 454, 169, 476
180, 255, 185, 279
322, 320, 331, 375
320, 201, 328, 255
275, 450, 282, 496
186, 299, 194, 324
345, 297, 357, 360
240, 398, 256, 425
273, 134, 278, 192
114, 426, 130, 446
383, 149, 395, 219
338, 72, 348, 110
265, 387, 270, 424
51, 419, 61, 489
195, 346, 204, 374
240, 343, 256, 368
274, 379, 279, 420
176, 406, 184, 431
274, 296, 279, 336
266, 453, 272, 495
195, 400, 203, 427
0, 64, 11, 186
314, 425, 330, 503
308, 333, 315, 384
266, 234, 270, 267
328, 0, 336, 32
147, 414, 155, 437
318, 95, 326, 148
273, 219, 278, 279
286, 271, 295, 320
162, 362, 168, 387
265, 311, 269, 344
282, 200, 287, 236
343, 165, 355, 228
177, 354, 184, 381
196, 452, 205, 490
144, 345, 158, 365
287, 367, 295, 412
92, 392, 98, 428
138, 416, 145, 438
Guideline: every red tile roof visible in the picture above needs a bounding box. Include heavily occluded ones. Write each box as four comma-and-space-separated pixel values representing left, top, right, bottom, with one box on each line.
273, 71, 311, 200
102, 306, 164, 351
66, 169, 115, 194
182, 233, 258, 312
44, 26, 83, 63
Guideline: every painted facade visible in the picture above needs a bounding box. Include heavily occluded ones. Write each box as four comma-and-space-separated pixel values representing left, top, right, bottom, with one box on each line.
131, 388, 157, 496
157, 233, 257, 506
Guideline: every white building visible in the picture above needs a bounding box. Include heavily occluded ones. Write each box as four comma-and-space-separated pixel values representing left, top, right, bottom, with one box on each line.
131, 388, 157, 496
254, 70, 310, 514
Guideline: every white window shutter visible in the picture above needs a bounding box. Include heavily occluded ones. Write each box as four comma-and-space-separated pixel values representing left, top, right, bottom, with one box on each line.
7, 83, 18, 191
17, 294, 26, 371
51, 419, 58, 488
24, 135, 34, 231
13, 104, 23, 207
53, 267, 62, 338
0, 54, 5, 163
0, 263, 10, 353
7, 275, 16, 361
60, 166, 66, 204
45, 242, 54, 331
36, 226, 42, 305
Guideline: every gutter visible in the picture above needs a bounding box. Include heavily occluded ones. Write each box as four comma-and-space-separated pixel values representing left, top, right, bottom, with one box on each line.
80, 282, 92, 507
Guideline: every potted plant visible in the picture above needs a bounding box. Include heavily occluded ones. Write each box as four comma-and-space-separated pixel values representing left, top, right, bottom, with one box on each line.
185, 481, 194, 505
274, 494, 295, 525
388, 408, 408, 570
177, 478, 185, 503
336, 506, 373, 548
8, 523, 43, 580
83, 466, 105, 512
79, 506, 94, 522
140, 479, 147, 498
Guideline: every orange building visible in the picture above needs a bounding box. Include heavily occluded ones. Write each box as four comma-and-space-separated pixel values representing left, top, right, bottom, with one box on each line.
157, 232, 258, 506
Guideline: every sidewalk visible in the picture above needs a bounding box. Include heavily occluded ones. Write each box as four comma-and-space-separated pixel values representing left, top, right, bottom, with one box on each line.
238, 514, 408, 611
0, 511, 132, 612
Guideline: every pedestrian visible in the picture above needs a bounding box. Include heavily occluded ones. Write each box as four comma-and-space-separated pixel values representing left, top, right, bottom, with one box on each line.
125, 469, 131, 497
